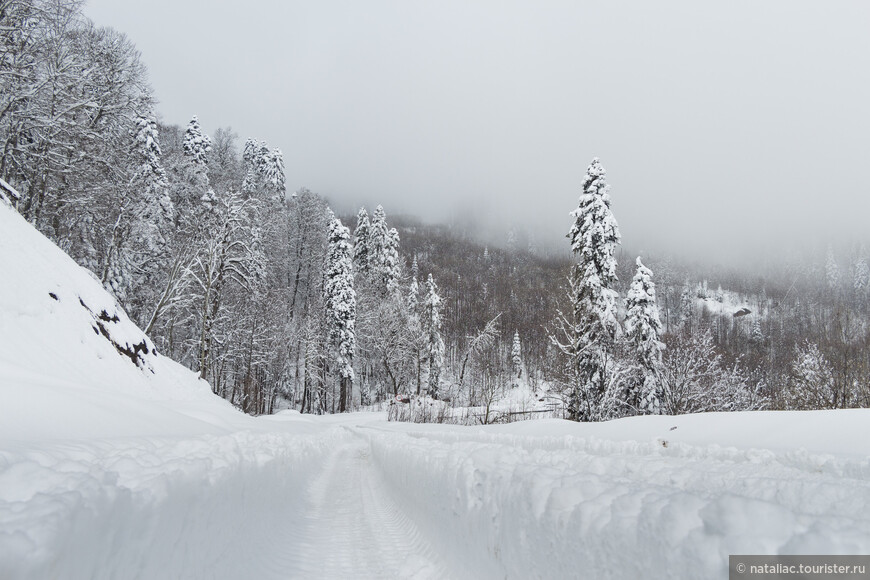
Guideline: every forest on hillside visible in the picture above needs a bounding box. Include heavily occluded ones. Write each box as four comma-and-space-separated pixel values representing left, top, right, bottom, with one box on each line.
3, 0, 869, 422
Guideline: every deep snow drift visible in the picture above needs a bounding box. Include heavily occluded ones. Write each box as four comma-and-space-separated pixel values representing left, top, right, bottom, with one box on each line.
1, 199, 870, 579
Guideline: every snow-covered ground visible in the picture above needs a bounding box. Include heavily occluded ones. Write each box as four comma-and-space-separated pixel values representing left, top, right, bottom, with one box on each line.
2, 199, 870, 579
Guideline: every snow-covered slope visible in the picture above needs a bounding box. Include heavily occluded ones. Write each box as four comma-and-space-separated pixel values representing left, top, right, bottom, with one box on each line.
0, 199, 249, 441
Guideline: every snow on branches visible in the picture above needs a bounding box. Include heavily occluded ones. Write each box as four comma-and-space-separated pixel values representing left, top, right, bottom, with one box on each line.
325, 212, 357, 411
423, 274, 445, 398
563, 157, 622, 421
624, 257, 665, 415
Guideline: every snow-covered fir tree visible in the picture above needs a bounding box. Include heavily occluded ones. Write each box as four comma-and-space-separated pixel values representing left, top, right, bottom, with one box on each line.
105, 115, 174, 318
239, 138, 285, 206
511, 330, 523, 382
241, 138, 260, 196
383, 227, 401, 295
407, 273, 420, 316
182, 115, 211, 166
365, 205, 400, 295
679, 283, 695, 332
368, 205, 387, 270
750, 317, 764, 345
422, 274, 444, 398
324, 212, 356, 412
623, 257, 664, 415
263, 148, 286, 202
130, 115, 174, 236
407, 272, 425, 395
178, 115, 214, 219
562, 157, 621, 421
352, 207, 371, 274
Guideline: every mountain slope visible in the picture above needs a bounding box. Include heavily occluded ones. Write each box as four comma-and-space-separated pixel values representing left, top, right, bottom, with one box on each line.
0, 198, 248, 441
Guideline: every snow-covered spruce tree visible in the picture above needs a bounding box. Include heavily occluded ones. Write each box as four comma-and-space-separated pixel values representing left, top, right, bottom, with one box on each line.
369, 205, 388, 261
183, 115, 212, 166
422, 274, 445, 398
383, 227, 401, 295
623, 257, 664, 415
241, 139, 268, 195
364, 205, 400, 295
241, 138, 260, 196
367, 205, 390, 292
561, 157, 622, 421
511, 330, 523, 383
352, 207, 371, 274
262, 148, 286, 202
105, 115, 174, 320
407, 273, 420, 315
749, 317, 764, 346
241, 138, 285, 202
407, 272, 424, 394
177, 115, 214, 221
324, 212, 356, 412
679, 283, 695, 332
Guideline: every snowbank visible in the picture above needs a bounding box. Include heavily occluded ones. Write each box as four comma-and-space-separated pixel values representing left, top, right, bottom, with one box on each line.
362, 411, 870, 579
0, 429, 342, 579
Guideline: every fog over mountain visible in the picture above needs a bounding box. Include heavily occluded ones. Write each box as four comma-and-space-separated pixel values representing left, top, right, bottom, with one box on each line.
85, 0, 870, 263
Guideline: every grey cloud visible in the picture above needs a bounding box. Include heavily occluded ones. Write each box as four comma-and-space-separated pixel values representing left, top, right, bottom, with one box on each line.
84, 0, 870, 263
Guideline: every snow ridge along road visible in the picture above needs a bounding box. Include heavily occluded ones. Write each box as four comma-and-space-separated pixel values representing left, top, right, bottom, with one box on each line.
360, 420, 870, 580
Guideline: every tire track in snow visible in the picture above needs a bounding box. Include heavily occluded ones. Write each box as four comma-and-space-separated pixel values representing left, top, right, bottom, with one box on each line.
266, 430, 453, 579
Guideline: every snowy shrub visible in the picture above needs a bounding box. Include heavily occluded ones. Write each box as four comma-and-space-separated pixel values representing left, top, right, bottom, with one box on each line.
660, 330, 765, 415
388, 395, 453, 423
784, 341, 836, 410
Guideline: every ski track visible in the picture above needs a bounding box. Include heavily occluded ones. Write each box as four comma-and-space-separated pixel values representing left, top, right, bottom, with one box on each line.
268, 429, 452, 580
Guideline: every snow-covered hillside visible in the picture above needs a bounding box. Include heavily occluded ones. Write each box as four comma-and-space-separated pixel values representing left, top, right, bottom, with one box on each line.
0, 193, 242, 441
2, 199, 870, 579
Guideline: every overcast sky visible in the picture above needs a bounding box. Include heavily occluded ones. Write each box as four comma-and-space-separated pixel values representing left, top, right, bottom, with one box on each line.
84, 0, 870, 262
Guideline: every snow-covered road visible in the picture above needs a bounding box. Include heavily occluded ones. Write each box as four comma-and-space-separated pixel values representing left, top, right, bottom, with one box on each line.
279, 429, 450, 579
3, 413, 870, 579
